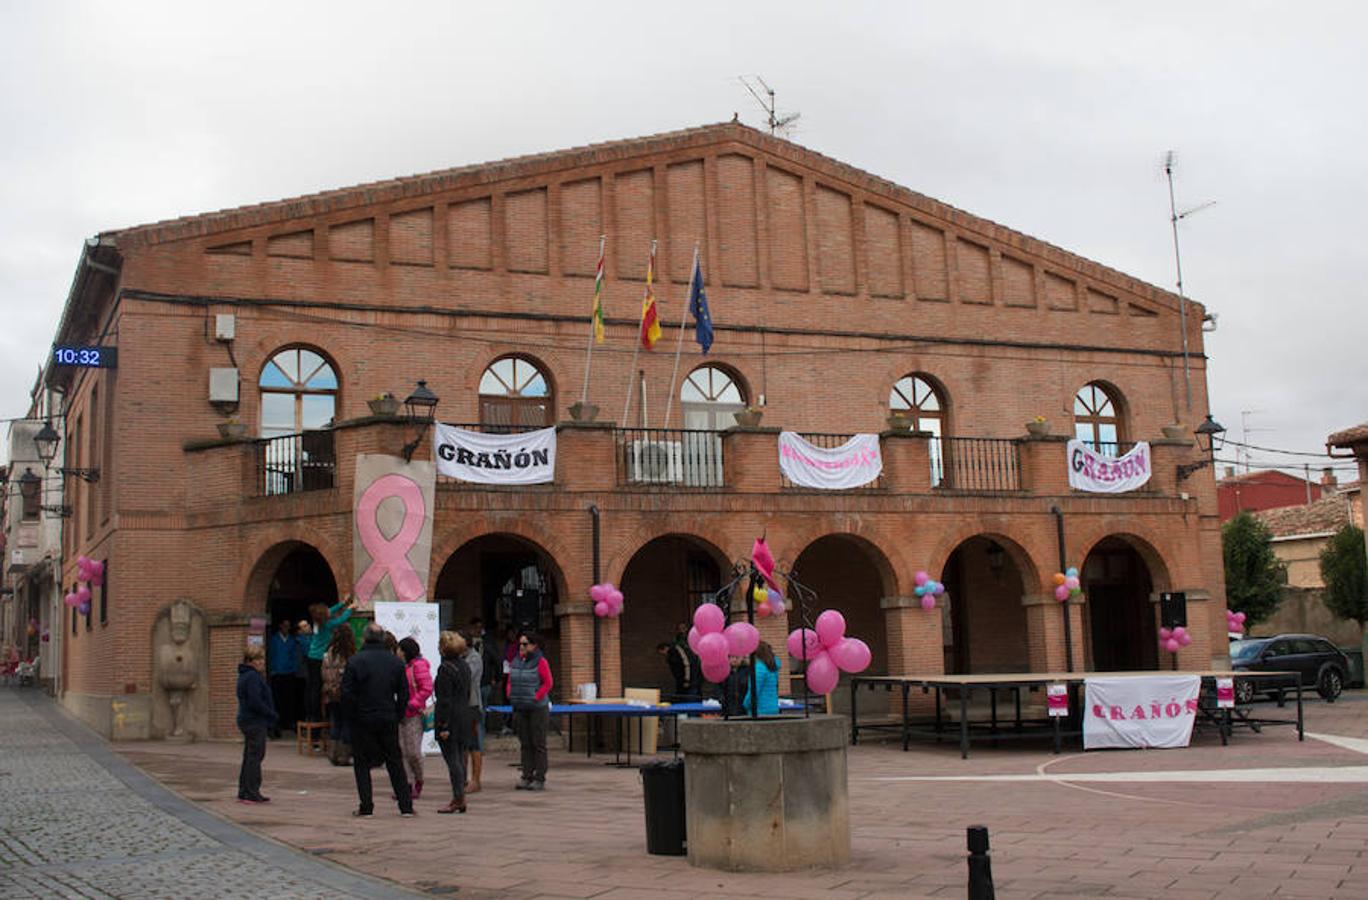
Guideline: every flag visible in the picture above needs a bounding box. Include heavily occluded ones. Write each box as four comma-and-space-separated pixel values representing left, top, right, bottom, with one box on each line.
590, 239, 606, 343
639, 242, 661, 349
687, 256, 713, 354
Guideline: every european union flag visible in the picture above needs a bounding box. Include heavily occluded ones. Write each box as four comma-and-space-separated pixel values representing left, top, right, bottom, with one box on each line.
687, 257, 713, 354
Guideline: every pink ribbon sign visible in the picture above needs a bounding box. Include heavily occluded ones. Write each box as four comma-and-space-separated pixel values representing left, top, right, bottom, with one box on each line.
354, 473, 428, 603
1047, 683, 1068, 717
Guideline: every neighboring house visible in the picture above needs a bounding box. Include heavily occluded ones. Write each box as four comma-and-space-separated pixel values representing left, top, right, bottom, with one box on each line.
1218, 468, 1325, 521
1251, 492, 1362, 647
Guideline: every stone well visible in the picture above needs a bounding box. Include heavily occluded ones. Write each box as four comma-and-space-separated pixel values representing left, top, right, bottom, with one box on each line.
679, 714, 850, 871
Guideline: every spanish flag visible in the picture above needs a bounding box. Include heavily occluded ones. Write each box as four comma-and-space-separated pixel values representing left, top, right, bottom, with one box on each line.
591, 236, 606, 343
639, 240, 661, 349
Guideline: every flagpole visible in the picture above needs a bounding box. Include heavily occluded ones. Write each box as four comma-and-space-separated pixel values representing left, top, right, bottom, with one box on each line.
620, 239, 655, 426
663, 243, 698, 430
579, 234, 606, 405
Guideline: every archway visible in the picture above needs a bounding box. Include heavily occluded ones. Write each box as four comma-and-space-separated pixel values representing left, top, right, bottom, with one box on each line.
255, 542, 339, 632
618, 535, 729, 694
787, 535, 894, 676
1083, 536, 1158, 671
941, 535, 1030, 674
432, 534, 565, 665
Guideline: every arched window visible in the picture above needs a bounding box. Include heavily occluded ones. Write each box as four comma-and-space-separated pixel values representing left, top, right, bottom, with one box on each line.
1074, 382, 1122, 453
680, 365, 746, 430
259, 347, 338, 438
890, 374, 946, 486
479, 356, 552, 430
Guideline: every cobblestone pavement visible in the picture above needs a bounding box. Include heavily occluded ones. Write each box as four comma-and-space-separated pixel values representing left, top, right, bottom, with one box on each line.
115, 692, 1368, 899
0, 689, 409, 899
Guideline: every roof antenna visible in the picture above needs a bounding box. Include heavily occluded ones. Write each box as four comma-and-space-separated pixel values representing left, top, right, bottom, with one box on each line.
1162, 151, 1216, 413
738, 76, 800, 137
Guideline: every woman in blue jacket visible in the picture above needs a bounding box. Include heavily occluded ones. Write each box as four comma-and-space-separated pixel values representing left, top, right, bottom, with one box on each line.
742, 641, 782, 716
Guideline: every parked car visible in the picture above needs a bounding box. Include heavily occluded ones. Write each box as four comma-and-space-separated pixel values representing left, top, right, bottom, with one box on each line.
1230, 634, 1350, 703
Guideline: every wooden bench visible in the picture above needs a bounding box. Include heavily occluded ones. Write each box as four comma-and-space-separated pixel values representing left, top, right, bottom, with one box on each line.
296, 721, 330, 756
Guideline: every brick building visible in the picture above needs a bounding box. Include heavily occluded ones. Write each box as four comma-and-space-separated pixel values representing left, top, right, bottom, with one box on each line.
41, 123, 1227, 738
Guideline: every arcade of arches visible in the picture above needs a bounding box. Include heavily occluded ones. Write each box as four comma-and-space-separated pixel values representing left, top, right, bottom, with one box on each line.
243, 528, 1182, 698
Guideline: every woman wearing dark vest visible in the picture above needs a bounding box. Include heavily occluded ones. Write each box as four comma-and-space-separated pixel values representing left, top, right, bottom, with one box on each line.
508, 632, 553, 790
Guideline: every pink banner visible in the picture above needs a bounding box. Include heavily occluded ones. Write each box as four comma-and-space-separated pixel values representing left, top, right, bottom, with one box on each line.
352, 454, 435, 610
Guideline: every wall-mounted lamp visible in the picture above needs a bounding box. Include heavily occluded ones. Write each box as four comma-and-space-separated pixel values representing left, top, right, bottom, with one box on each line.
985, 541, 1006, 580
33, 420, 99, 483
400, 380, 440, 462
1176, 414, 1227, 482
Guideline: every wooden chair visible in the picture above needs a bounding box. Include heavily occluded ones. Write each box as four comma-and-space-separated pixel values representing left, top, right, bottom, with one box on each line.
296, 721, 330, 756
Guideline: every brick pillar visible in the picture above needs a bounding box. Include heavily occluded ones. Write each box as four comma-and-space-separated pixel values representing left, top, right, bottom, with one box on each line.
883, 595, 943, 714
554, 422, 617, 491
1148, 438, 1194, 497
599, 614, 622, 698
722, 426, 781, 492
554, 602, 596, 701
1023, 593, 1085, 673
881, 431, 933, 493
1018, 435, 1070, 495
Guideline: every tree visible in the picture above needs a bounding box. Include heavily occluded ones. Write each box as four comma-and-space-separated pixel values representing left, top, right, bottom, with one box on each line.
1320, 524, 1368, 630
1221, 512, 1285, 627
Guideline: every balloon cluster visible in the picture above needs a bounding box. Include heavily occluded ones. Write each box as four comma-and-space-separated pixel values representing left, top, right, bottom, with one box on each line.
752, 583, 786, 618
77, 556, 105, 585
589, 582, 623, 618
63, 586, 92, 616
786, 610, 872, 695
688, 603, 760, 684
1052, 567, 1082, 602
913, 570, 945, 610
1225, 609, 1246, 635
1159, 625, 1192, 655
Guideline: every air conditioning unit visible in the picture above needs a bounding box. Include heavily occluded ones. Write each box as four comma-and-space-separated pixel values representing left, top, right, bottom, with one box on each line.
629, 440, 684, 484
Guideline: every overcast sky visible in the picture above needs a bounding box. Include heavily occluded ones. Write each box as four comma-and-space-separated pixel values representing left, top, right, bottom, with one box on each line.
2, 1, 1363, 476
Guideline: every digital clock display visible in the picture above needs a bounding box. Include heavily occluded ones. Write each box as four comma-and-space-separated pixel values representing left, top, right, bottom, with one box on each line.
52, 346, 117, 369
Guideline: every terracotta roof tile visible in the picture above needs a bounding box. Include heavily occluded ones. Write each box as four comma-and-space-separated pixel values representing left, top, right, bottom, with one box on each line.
1328, 423, 1368, 448
1253, 495, 1352, 538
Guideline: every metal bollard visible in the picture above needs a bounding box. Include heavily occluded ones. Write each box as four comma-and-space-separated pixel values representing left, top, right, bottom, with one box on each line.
967, 825, 995, 899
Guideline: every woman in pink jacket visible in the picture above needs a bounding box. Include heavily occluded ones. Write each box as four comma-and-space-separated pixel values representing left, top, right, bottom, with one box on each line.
397, 637, 433, 799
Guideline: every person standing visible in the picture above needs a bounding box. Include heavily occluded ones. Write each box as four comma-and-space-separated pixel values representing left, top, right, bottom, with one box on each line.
305, 597, 354, 722
657, 640, 700, 701
432, 631, 473, 814
341, 623, 413, 817
321, 624, 357, 766
509, 632, 553, 791
266, 620, 300, 737
398, 637, 433, 800
462, 630, 485, 794
236, 645, 277, 804
742, 641, 782, 716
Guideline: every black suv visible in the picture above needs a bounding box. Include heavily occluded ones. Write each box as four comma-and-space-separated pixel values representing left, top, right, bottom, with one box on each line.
1230, 634, 1350, 703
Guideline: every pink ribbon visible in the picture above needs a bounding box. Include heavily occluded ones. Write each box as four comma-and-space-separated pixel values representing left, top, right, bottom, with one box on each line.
354, 473, 427, 602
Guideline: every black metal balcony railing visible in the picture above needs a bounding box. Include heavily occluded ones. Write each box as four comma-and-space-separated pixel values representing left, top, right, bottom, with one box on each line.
1090, 440, 1139, 458
256, 431, 336, 497
939, 437, 1023, 493
780, 433, 886, 491
615, 427, 726, 488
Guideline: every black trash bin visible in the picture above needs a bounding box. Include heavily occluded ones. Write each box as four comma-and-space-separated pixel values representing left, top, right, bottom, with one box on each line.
640, 758, 686, 856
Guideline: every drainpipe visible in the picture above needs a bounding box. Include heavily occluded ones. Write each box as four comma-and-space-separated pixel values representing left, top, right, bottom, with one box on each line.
589, 505, 601, 691
1050, 506, 1074, 673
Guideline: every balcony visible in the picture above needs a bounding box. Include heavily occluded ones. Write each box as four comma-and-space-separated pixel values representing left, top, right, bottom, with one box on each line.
254, 431, 336, 496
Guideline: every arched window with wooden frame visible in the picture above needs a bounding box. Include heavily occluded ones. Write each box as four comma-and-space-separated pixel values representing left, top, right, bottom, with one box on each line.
479, 356, 553, 431
259, 347, 339, 438
1073, 381, 1123, 454
680, 365, 747, 431
890, 373, 947, 485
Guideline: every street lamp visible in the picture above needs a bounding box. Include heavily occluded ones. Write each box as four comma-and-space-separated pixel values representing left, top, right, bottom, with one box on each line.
401, 380, 440, 462
32, 419, 99, 483
1176, 414, 1227, 481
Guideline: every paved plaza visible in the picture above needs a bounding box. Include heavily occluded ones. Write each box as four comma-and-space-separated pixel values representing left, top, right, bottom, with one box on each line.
5, 688, 1368, 898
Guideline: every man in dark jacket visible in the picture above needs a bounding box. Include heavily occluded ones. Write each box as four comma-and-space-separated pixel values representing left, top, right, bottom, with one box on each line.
236, 645, 277, 803
341, 622, 413, 816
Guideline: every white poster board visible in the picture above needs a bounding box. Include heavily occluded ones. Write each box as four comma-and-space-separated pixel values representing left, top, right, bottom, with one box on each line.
372, 601, 440, 755
1083, 674, 1201, 750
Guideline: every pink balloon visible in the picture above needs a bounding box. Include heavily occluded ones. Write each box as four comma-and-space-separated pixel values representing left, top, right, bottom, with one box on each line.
725, 622, 760, 657
815, 610, 847, 648
593, 601, 609, 617
693, 603, 725, 635
1164, 638, 1181, 653
1235, 612, 1246, 623
1159, 627, 1172, 641
1064, 575, 1080, 591
697, 632, 728, 666
687, 626, 702, 654
932, 581, 946, 596
914, 570, 929, 586
701, 656, 731, 684
589, 583, 607, 603
76, 586, 91, 605
1054, 585, 1070, 602
830, 637, 873, 674
64, 592, 79, 608
757, 602, 772, 618
920, 594, 936, 611
805, 652, 840, 695
86, 560, 105, 586
772, 598, 785, 615
1177, 631, 1192, 647
609, 588, 624, 606
786, 628, 822, 660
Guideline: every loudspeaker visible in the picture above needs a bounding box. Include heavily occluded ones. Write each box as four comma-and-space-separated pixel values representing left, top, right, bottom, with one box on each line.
513, 592, 540, 633
1159, 592, 1187, 629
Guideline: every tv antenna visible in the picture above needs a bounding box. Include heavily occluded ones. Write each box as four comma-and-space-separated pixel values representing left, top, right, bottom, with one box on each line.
1163, 151, 1216, 413
738, 76, 800, 137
